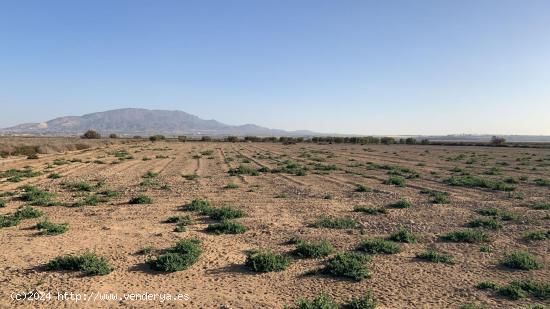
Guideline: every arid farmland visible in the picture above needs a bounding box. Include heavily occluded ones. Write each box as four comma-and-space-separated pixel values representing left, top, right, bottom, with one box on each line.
1, 139, 549, 308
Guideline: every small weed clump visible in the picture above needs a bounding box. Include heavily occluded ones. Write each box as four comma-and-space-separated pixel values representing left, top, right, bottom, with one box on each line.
62, 181, 93, 192
384, 176, 406, 187
388, 199, 412, 209
19, 186, 59, 206
499, 251, 542, 270
165, 215, 193, 225
476, 280, 549, 300
357, 239, 401, 254
322, 252, 371, 281
184, 199, 212, 212
293, 240, 334, 258
467, 218, 503, 230
353, 206, 387, 215
48, 173, 61, 179
534, 178, 549, 186
475, 208, 518, 221
523, 230, 550, 241
416, 248, 454, 264
441, 230, 489, 243
129, 195, 153, 204
148, 239, 202, 272
224, 183, 239, 189
35, 219, 68, 235
0, 198, 5, 208
290, 292, 377, 309
45, 251, 112, 276
245, 249, 291, 272
207, 206, 245, 221
389, 229, 417, 243
531, 203, 550, 210
311, 217, 357, 229
206, 221, 247, 234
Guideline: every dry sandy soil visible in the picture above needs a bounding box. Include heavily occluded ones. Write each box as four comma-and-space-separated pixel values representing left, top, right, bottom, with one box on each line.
0, 140, 548, 308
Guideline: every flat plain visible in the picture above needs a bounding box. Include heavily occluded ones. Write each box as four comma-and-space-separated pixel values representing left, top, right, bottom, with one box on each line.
1, 139, 549, 308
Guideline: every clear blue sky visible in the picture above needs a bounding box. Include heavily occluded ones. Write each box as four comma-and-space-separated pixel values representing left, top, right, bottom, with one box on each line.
1, 0, 549, 135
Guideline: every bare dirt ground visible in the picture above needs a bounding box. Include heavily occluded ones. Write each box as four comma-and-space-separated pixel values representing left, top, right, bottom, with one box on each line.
0, 140, 548, 308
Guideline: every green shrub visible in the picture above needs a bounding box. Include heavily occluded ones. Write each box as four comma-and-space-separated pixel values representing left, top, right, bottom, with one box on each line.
19, 186, 58, 206
523, 230, 550, 241
389, 229, 417, 243
357, 239, 400, 254
174, 223, 187, 232
388, 199, 412, 209
342, 291, 378, 309
207, 206, 245, 220
165, 215, 193, 225
384, 176, 406, 187
475, 281, 499, 290
0, 198, 5, 208
531, 203, 550, 210
497, 284, 528, 300
185, 199, 211, 212
475, 208, 517, 221
48, 173, 61, 179
35, 219, 68, 235
293, 240, 334, 258
129, 195, 152, 204
148, 239, 202, 272
0, 215, 20, 228
432, 192, 450, 204
293, 294, 338, 309
45, 251, 112, 276
467, 218, 502, 230
499, 251, 541, 270
534, 178, 549, 186
206, 221, 247, 234
353, 206, 387, 215
459, 304, 487, 309
62, 181, 93, 192
143, 171, 159, 178
322, 252, 371, 281
416, 248, 454, 264
245, 249, 291, 272
224, 183, 239, 189
441, 230, 489, 243
14, 206, 43, 219
311, 217, 357, 229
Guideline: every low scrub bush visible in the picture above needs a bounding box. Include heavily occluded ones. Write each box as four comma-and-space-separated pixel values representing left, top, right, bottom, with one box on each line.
224, 183, 239, 189
148, 239, 202, 272
388, 199, 412, 209
531, 203, 550, 210
293, 240, 334, 258
441, 230, 489, 243
35, 219, 68, 235
383, 176, 406, 187
165, 215, 193, 225
523, 230, 550, 241
207, 206, 245, 220
416, 248, 454, 264
355, 185, 372, 192
499, 251, 542, 270
322, 252, 371, 281
129, 195, 153, 204
445, 175, 515, 191
45, 251, 112, 276
206, 220, 247, 234
311, 217, 357, 229
467, 218, 502, 230
184, 199, 211, 212
389, 229, 417, 243
357, 239, 401, 254
19, 185, 58, 206
245, 249, 291, 272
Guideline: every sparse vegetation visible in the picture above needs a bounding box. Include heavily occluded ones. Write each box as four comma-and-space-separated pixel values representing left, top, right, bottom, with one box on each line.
148, 239, 202, 272
311, 217, 357, 229
357, 239, 401, 254
206, 220, 247, 234
129, 195, 153, 204
45, 251, 112, 276
389, 229, 417, 243
416, 248, 454, 264
441, 230, 489, 243
321, 252, 371, 281
293, 240, 334, 258
499, 251, 542, 270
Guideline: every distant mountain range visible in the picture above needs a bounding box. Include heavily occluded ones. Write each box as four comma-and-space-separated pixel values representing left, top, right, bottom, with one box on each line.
0, 108, 316, 137
1, 108, 549, 142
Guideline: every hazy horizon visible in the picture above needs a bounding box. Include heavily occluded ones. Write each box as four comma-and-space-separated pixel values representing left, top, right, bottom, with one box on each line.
1, 1, 549, 135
